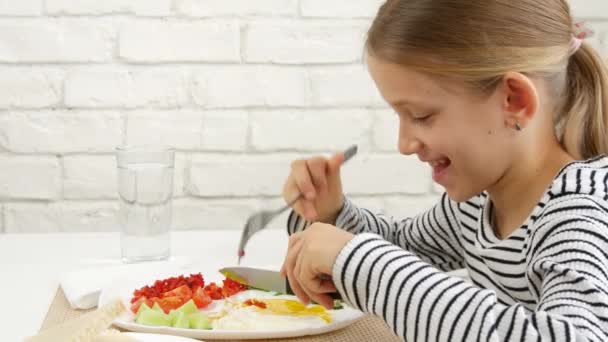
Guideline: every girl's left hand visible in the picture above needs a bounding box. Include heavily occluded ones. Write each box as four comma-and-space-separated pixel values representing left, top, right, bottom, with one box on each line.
280, 223, 355, 309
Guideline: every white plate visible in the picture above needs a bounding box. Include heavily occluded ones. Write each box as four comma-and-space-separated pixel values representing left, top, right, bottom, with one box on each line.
99, 268, 364, 340
122, 332, 201, 341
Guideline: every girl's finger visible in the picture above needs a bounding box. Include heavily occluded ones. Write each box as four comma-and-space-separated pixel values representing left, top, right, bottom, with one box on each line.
288, 232, 303, 249
293, 249, 313, 305
297, 255, 334, 310
282, 173, 300, 201
327, 152, 345, 174
314, 278, 337, 293
281, 232, 303, 277
291, 160, 317, 200
307, 157, 329, 194
302, 200, 318, 221
285, 240, 310, 304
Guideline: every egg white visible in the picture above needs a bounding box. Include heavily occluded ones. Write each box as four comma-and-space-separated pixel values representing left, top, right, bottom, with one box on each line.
204, 290, 330, 331
212, 306, 327, 331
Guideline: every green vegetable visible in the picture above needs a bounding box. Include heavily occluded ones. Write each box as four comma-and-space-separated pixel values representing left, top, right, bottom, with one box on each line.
135, 303, 152, 321
172, 311, 190, 329
168, 310, 179, 323
136, 309, 171, 326
176, 299, 198, 315
188, 312, 212, 330
136, 300, 212, 330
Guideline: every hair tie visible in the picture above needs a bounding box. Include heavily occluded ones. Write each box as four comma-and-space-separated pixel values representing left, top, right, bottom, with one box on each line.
570, 22, 594, 56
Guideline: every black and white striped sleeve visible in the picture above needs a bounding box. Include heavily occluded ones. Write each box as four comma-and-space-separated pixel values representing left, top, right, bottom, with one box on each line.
287, 193, 466, 272
331, 204, 608, 341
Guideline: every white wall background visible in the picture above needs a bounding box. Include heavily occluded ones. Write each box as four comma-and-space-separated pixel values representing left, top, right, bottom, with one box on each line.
0, 0, 606, 233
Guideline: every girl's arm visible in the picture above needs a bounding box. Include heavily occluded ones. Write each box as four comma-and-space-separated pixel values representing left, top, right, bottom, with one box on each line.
332, 208, 608, 341
287, 192, 466, 272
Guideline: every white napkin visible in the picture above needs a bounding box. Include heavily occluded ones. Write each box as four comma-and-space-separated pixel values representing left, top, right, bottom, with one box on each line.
61, 257, 192, 310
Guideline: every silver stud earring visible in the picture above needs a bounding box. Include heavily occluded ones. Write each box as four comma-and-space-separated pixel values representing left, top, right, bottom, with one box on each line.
515, 122, 522, 131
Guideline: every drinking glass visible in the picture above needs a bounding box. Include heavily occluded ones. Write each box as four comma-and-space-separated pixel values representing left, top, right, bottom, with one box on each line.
116, 147, 174, 263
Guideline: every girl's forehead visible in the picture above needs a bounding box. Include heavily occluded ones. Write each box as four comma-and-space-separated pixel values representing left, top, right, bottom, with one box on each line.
367, 55, 466, 106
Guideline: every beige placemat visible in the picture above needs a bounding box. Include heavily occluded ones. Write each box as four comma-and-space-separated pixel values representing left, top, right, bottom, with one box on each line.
40, 288, 400, 342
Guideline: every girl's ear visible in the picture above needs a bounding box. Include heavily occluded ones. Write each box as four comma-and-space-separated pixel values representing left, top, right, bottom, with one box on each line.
500, 72, 539, 130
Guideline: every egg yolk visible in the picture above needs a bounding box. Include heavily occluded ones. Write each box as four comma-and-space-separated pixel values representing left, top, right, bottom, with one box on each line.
243, 299, 332, 323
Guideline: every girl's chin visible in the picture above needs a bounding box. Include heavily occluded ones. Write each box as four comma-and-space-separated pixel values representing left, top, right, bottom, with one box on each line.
444, 186, 479, 203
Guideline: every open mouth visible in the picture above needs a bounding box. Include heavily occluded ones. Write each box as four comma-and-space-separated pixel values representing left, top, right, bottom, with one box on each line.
430, 158, 451, 183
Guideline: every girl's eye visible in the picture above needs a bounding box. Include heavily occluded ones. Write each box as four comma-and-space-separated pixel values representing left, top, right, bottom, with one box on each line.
394, 109, 435, 124
411, 114, 432, 123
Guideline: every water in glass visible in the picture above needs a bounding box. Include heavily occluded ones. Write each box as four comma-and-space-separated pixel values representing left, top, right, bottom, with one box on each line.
117, 149, 174, 263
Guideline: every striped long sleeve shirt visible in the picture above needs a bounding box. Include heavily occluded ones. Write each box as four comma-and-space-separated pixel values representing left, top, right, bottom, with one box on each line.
287, 156, 608, 341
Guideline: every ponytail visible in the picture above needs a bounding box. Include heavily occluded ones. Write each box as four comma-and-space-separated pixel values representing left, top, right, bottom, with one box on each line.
561, 43, 608, 159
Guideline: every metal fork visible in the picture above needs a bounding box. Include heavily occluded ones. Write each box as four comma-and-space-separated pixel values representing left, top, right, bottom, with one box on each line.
237, 145, 358, 264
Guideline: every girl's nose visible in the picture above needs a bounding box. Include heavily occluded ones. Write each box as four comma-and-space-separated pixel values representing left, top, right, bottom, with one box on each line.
399, 137, 423, 155
398, 119, 423, 155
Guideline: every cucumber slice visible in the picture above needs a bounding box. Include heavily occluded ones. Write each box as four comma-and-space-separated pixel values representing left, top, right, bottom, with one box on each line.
152, 302, 164, 313
168, 310, 179, 324
176, 299, 198, 315
135, 309, 171, 327
172, 311, 190, 329
188, 312, 212, 330
135, 303, 152, 321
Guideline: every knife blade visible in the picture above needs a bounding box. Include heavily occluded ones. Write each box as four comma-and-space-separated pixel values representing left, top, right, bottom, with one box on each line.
219, 266, 341, 300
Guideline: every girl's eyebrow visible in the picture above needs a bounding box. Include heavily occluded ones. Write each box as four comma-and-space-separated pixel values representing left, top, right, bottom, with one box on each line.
390, 99, 428, 108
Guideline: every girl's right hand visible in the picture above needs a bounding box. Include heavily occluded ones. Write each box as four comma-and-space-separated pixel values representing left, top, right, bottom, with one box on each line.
282, 152, 346, 224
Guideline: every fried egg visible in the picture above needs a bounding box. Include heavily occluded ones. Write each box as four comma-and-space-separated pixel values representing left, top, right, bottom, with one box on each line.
212, 298, 332, 331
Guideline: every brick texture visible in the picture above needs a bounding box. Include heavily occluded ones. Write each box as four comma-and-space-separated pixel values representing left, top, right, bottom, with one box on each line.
0, 0, 605, 232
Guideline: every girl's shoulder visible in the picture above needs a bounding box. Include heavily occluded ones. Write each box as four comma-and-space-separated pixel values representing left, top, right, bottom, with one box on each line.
531, 156, 608, 243
547, 155, 608, 200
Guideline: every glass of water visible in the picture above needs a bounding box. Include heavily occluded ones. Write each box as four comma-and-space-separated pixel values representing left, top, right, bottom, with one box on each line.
116, 147, 175, 263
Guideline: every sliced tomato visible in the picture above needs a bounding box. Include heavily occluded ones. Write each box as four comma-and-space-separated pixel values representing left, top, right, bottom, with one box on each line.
130, 297, 154, 314
162, 285, 192, 299
222, 277, 247, 297
244, 299, 267, 309
203, 282, 224, 300
130, 274, 205, 303
130, 297, 145, 314
192, 287, 212, 309
154, 296, 186, 314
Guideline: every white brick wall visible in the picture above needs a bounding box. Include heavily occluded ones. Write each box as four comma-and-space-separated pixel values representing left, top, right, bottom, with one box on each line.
0, 0, 41, 16
0, 111, 123, 153
0, 0, 606, 233
0, 68, 62, 108
119, 21, 241, 62
245, 21, 368, 64
0, 20, 113, 62
0, 156, 61, 200
65, 67, 190, 108
192, 66, 308, 108
300, 0, 384, 18
175, 0, 298, 17
46, 0, 172, 16
250, 110, 372, 151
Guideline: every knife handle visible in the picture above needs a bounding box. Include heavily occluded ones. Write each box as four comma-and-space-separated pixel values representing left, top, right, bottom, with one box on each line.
285, 279, 342, 300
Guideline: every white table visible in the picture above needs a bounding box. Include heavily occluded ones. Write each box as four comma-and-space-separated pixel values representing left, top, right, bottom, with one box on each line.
0, 229, 288, 342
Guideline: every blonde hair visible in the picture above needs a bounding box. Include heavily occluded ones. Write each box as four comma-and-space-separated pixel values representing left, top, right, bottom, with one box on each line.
366, 0, 608, 159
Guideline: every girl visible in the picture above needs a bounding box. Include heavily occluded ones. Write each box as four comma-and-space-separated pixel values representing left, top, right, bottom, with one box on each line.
281, 0, 608, 341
